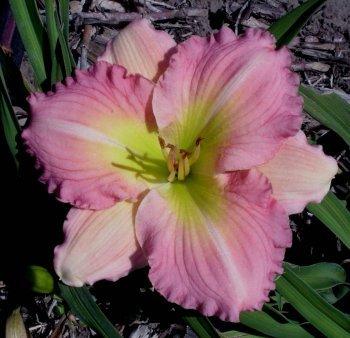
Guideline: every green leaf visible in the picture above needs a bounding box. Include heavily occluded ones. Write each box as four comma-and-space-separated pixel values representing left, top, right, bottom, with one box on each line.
45, 0, 60, 85
288, 262, 347, 290
221, 330, 263, 338
59, 284, 122, 338
182, 313, 220, 338
286, 262, 349, 305
55, 10, 75, 77
44, 0, 75, 82
58, 0, 70, 45
26, 265, 54, 293
9, 0, 48, 87
276, 264, 350, 338
239, 311, 313, 338
300, 85, 350, 145
307, 192, 350, 249
0, 60, 20, 168
319, 286, 350, 305
183, 308, 312, 338
269, 0, 326, 47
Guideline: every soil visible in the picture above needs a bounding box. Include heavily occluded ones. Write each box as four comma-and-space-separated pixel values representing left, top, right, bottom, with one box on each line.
0, 0, 349, 337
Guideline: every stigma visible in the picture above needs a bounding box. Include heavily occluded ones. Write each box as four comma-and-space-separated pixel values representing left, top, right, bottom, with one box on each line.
158, 137, 202, 182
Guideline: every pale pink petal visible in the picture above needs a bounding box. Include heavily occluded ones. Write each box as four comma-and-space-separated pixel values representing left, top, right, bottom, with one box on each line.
22, 61, 167, 210
98, 19, 176, 81
136, 170, 291, 321
153, 28, 302, 171
257, 131, 338, 214
54, 201, 146, 286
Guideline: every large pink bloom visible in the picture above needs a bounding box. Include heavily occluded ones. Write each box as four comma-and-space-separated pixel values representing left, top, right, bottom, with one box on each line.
22, 20, 338, 322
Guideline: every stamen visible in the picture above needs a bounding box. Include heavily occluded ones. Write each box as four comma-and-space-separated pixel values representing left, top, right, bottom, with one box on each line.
158, 136, 169, 160
189, 137, 202, 165
169, 145, 180, 160
160, 136, 203, 182
167, 170, 176, 182
166, 147, 176, 173
177, 155, 185, 181
183, 155, 190, 176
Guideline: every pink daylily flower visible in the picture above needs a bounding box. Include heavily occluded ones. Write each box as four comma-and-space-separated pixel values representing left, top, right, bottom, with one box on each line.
22, 20, 338, 321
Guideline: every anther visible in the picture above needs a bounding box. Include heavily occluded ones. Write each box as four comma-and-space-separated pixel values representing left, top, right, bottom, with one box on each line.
158, 136, 165, 148
158, 136, 169, 160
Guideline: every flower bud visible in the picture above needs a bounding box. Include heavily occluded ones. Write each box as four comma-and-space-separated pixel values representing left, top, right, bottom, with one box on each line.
5, 308, 27, 338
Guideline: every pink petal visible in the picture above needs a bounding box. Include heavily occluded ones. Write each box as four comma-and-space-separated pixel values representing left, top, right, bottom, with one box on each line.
136, 170, 291, 321
98, 19, 176, 81
54, 201, 146, 286
22, 61, 166, 210
153, 28, 302, 171
257, 131, 338, 214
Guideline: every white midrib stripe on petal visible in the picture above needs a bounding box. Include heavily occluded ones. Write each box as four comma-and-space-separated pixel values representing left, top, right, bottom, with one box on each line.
203, 214, 246, 304
203, 53, 266, 131
37, 118, 131, 151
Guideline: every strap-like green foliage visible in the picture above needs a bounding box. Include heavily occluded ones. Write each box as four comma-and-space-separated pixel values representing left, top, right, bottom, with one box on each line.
308, 192, 350, 249
9, 0, 75, 90
0, 55, 20, 168
8, 0, 48, 88
269, 0, 326, 47
59, 284, 122, 338
288, 262, 347, 290
183, 314, 221, 338
276, 265, 350, 338
301, 85, 350, 145
239, 311, 313, 338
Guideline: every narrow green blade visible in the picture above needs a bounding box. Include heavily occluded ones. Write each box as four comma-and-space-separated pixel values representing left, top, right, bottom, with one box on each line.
55, 11, 75, 77
221, 330, 263, 338
44, 0, 60, 85
58, 0, 70, 43
307, 192, 350, 249
300, 85, 350, 145
288, 262, 347, 290
44, 0, 74, 82
319, 286, 350, 305
269, 0, 326, 47
276, 264, 350, 338
9, 0, 47, 87
239, 311, 313, 338
59, 284, 122, 338
182, 314, 220, 338
26, 0, 46, 46
0, 60, 20, 168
